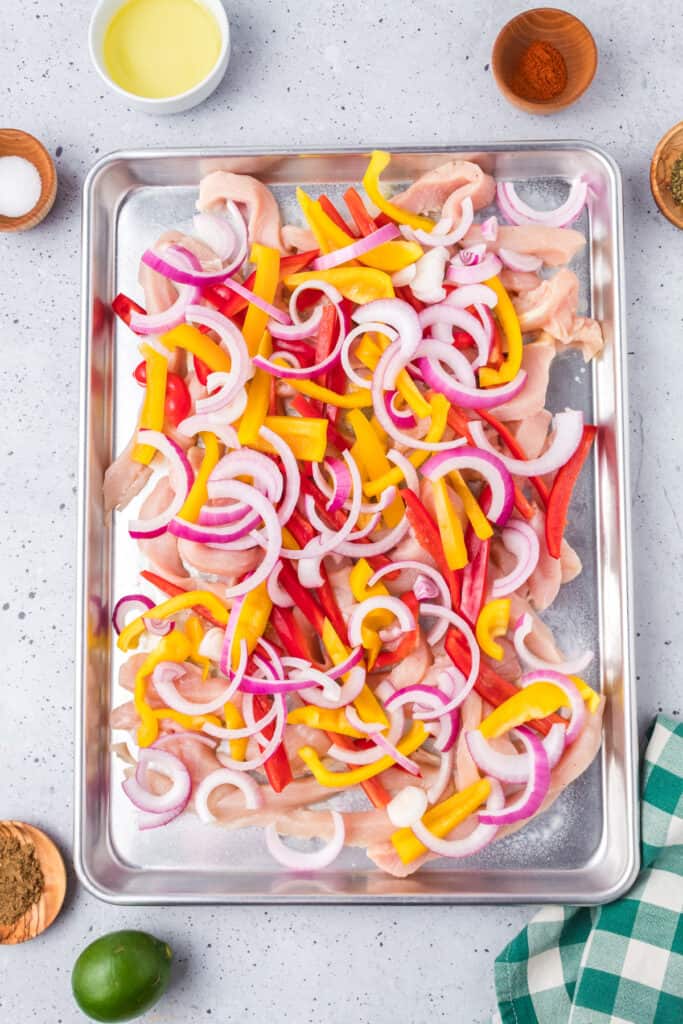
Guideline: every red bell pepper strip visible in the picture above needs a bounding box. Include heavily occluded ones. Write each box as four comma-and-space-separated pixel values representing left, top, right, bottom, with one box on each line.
396, 284, 425, 313
477, 408, 550, 507
325, 733, 391, 807
193, 356, 211, 385
459, 534, 490, 627
444, 628, 564, 737
373, 592, 421, 669
112, 293, 145, 324
318, 194, 357, 236
252, 693, 293, 793
203, 250, 319, 319
133, 362, 192, 427
314, 303, 339, 374
269, 605, 317, 661
284, 511, 350, 643
344, 187, 378, 236
139, 570, 225, 628
277, 560, 327, 636
545, 425, 597, 558
403, 490, 461, 608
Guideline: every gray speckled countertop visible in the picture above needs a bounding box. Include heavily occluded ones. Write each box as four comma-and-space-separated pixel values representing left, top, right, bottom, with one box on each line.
1, 1, 681, 1020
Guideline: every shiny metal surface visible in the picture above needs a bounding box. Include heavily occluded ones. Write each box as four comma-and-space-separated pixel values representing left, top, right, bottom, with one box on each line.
76, 144, 637, 904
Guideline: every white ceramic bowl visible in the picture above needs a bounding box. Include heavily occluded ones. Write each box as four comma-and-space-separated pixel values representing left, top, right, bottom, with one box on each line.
89, 0, 230, 115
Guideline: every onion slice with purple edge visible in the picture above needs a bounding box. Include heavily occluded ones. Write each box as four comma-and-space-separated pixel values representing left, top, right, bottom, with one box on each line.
409, 604, 480, 719
367, 561, 451, 643
265, 811, 345, 870
347, 595, 416, 648
267, 562, 295, 608
141, 203, 247, 285
152, 660, 247, 717
320, 457, 352, 512
411, 777, 505, 858
447, 251, 502, 285
520, 670, 586, 745
513, 613, 594, 676
128, 430, 194, 539
466, 722, 566, 783
420, 302, 490, 364
122, 747, 191, 819
416, 339, 527, 410
281, 449, 362, 563
268, 304, 323, 341
496, 179, 589, 229
477, 727, 550, 825
255, 285, 344, 379
194, 767, 263, 823
421, 447, 514, 526
193, 211, 239, 262
129, 277, 200, 336
312, 222, 401, 271
184, 305, 251, 414
258, 425, 300, 525
490, 519, 541, 598
480, 216, 499, 242
405, 196, 474, 248
352, 298, 422, 358
498, 247, 543, 272
385, 684, 460, 753
384, 391, 417, 428
469, 411, 584, 477
215, 695, 287, 771
335, 516, 410, 557
112, 593, 172, 638
340, 321, 398, 390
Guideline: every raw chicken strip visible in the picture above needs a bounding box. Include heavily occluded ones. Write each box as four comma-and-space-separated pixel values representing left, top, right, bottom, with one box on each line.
491, 338, 555, 422
281, 223, 316, 252
103, 436, 151, 516
197, 171, 285, 253
499, 269, 542, 294
392, 160, 496, 220
463, 225, 586, 266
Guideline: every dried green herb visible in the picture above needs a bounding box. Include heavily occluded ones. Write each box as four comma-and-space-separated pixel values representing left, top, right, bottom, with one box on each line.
0, 825, 45, 926
670, 156, 683, 207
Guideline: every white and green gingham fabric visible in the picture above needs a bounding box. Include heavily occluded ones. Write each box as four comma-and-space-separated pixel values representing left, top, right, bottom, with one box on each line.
494, 716, 683, 1023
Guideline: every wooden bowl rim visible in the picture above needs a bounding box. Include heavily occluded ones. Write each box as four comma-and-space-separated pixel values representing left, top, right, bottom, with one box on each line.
0, 129, 57, 232
491, 7, 598, 115
0, 820, 66, 944
650, 120, 683, 228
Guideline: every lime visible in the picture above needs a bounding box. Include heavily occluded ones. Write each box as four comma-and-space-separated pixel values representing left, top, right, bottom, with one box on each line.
71, 929, 173, 1022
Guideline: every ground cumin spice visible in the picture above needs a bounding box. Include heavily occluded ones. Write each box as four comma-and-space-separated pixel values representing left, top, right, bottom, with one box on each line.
512, 40, 568, 102
0, 825, 45, 926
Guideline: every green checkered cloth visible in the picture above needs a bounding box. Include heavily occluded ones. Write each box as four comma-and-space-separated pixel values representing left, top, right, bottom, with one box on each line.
495, 716, 683, 1023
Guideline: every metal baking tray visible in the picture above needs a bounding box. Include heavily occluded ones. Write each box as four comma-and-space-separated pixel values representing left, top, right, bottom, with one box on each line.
76, 144, 638, 904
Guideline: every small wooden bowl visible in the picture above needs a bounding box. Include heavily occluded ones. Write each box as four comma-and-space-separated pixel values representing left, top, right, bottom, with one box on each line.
0, 821, 66, 944
492, 8, 597, 115
650, 122, 683, 229
0, 129, 57, 232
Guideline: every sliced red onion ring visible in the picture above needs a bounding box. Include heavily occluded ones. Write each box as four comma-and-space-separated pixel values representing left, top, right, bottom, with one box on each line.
411, 605, 480, 719
335, 516, 410, 557
513, 613, 594, 676
498, 247, 543, 272
129, 277, 200, 336
417, 338, 476, 388
459, 244, 487, 265
128, 431, 194, 539
520, 670, 586, 745
352, 298, 422, 358
344, 706, 386, 735
313, 223, 400, 271
445, 283, 498, 309
371, 732, 421, 775
491, 520, 541, 598
327, 646, 364, 679
282, 449, 363, 563
280, 658, 342, 704
348, 595, 415, 648
201, 698, 280, 740
417, 340, 527, 410
496, 179, 588, 229
384, 391, 417, 429
141, 211, 246, 285
152, 660, 242, 717
192, 211, 237, 261
221, 273, 292, 324
184, 306, 250, 414
368, 560, 450, 643
406, 196, 474, 248
194, 767, 263, 823
112, 593, 154, 635
478, 727, 550, 825
386, 448, 420, 492
265, 811, 345, 870
254, 315, 344, 379
420, 303, 490, 362
267, 562, 295, 608
215, 695, 287, 771
312, 457, 398, 514
447, 251, 502, 285
328, 689, 404, 760
469, 411, 584, 477
258, 426, 301, 526
210, 449, 282, 501
122, 748, 191, 819
321, 457, 352, 512
340, 321, 399, 390
387, 786, 429, 827
413, 574, 439, 601
480, 216, 499, 242
466, 722, 566, 783
268, 304, 323, 341
422, 447, 514, 526
427, 747, 455, 805
411, 777, 504, 857
151, 732, 216, 753
177, 414, 240, 447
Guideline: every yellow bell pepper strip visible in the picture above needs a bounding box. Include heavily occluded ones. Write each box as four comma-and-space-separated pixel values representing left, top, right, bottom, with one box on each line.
229, 580, 272, 670
238, 331, 273, 444
296, 186, 423, 272
223, 701, 248, 761
355, 332, 432, 419
448, 470, 494, 541
432, 477, 469, 570
160, 323, 232, 372
349, 558, 392, 605
176, 431, 220, 524
242, 244, 280, 357
322, 619, 386, 722
347, 410, 404, 528
571, 675, 601, 714
363, 150, 435, 232
363, 393, 449, 497
184, 613, 211, 677
299, 722, 428, 787
280, 376, 373, 409
478, 277, 523, 387
132, 343, 169, 465
250, 415, 328, 461
475, 598, 511, 661
479, 681, 572, 740
118, 589, 229, 652
284, 268, 395, 304
287, 706, 365, 739
391, 778, 492, 864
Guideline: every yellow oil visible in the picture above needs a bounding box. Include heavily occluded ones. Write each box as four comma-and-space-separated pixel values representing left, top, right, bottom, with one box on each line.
103, 0, 222, 99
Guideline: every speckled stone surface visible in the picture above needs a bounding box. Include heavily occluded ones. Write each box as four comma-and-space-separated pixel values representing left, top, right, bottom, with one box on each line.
1, 1, 681, 1020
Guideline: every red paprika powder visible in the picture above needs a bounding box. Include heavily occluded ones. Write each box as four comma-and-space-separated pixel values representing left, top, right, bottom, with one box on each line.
512, 40, 567, 102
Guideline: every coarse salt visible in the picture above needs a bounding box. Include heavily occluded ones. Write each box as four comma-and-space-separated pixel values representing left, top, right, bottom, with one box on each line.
0, 156, 42, 218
